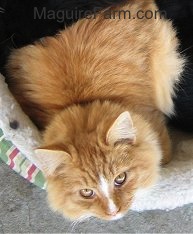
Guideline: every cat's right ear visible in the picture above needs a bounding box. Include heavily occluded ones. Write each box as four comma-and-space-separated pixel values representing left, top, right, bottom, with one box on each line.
34, 149, 71, 177
106, 111, 136, 146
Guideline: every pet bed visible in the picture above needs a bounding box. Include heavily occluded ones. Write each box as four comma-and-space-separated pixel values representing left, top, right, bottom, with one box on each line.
0, 73, 193, 211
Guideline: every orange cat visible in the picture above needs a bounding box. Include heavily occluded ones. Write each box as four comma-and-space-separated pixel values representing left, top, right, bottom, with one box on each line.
6, 0, 184, 221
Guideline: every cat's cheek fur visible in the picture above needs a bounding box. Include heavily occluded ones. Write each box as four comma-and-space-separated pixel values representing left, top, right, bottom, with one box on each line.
135, 140, 162, 189
46, 178, 89, 220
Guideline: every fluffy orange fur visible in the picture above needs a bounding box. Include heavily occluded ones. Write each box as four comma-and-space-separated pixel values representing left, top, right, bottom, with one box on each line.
6, 0, 184, 220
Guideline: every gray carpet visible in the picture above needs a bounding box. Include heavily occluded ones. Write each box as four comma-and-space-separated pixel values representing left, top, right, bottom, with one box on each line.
0, 162, 193, 233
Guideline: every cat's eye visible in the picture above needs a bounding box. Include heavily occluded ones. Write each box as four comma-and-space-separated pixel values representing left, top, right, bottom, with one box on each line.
114, 172, 127, 186
80, 189, 95, 198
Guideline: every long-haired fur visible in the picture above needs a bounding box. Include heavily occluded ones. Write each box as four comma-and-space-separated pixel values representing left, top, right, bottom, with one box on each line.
6, 0, 184, 220
1, 0, 193, 131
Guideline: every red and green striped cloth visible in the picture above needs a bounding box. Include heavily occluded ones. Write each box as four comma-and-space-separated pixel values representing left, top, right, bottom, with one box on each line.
0, 129, 46, 189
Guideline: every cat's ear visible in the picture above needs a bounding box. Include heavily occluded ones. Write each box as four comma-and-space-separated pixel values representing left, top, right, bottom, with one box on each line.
34, 149, 70, 176
106, 111, 136, 146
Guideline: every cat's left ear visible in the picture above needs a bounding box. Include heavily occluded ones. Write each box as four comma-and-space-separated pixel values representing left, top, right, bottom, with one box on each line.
106, 111, 136, 146
34, 149, 71, 177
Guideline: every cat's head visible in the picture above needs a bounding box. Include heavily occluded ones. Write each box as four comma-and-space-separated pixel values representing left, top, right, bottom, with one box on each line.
35, 101, 161, 221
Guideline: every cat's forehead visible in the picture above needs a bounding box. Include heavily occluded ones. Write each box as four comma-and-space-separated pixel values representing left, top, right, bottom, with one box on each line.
74, 148, 128, 182
75, 146, 115, 169
66, 139, 131, 182
76, 168, 115, 189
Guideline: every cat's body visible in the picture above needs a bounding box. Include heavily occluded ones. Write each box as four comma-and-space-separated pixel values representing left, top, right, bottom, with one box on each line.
7, 0, 184, 220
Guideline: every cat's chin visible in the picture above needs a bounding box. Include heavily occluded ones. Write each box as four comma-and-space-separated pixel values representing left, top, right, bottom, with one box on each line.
65, 213, 124, 222
107, 213, 124, 221
95, 211, 126, 221
64, 209, 126, 221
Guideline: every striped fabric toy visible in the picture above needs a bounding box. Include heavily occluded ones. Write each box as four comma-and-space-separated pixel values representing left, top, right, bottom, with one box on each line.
0, 129, 46, 189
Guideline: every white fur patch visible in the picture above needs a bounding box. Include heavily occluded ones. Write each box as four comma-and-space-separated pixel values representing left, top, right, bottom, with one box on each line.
108, 199, 118, 214
100, 176, 109, 197
100, 176, 118, 214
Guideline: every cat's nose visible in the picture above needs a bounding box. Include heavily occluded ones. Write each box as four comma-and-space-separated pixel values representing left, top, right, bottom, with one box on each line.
106, 208, 120, 216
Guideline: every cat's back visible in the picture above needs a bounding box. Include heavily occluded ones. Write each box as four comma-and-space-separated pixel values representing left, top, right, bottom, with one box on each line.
7, 0, 183, 127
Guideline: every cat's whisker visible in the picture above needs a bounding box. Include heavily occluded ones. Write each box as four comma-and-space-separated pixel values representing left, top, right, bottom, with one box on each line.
69, 214, 92, 232
180, 45, 193, 55
69, 221, 78, 232
0, 34, 15, 45
0, 7, 5, 13
78, 214, 92, 223
184, 65, 193, 74
69, 219, 81, 232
